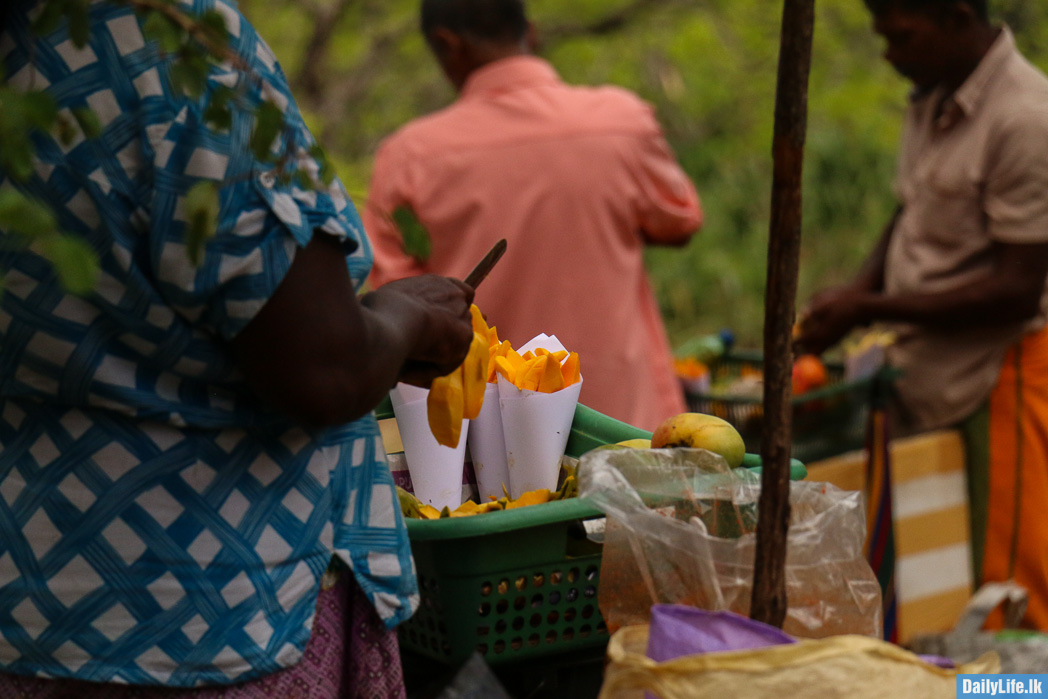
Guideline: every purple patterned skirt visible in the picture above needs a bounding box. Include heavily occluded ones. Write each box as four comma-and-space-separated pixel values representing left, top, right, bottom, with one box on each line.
0, 572, 406, 699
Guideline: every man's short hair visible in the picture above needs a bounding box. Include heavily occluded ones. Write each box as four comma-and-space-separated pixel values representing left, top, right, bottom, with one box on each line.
420, 0, 528, 44
863, 0, 988, 22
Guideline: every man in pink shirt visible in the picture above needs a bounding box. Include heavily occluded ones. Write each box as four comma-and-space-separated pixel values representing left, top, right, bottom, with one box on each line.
364, 0, 702, 430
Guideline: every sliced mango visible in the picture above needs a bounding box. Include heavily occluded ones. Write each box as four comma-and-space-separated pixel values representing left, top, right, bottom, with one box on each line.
418, 504, 442, 520
427, 365, 465, 448
561, 351, 581, 387
461, 330, 489, 420
506, 488, 551, 509
538, 353, 565, 393
427, 304, 496, 444
495, 355, 517, 384
521, 355, 545, 391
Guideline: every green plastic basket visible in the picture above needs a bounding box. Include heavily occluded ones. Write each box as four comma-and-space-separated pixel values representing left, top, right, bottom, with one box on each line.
380, 400, 806, 666
683, 350, 887, 463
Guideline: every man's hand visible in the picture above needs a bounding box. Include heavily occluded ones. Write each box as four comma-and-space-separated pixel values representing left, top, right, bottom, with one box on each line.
794, 283, 873, 356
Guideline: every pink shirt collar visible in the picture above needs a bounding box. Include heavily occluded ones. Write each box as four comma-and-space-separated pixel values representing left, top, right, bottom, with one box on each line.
460, 55, 563, 100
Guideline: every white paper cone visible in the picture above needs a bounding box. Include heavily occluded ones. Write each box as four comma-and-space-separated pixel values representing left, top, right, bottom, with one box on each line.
498, 374, 583, 499
390, 385, 468, 511
467, 382, 509, 501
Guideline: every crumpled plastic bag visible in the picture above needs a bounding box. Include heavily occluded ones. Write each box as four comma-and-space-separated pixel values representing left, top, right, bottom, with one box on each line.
599, 623, 999, 699
578, 447, 882, 638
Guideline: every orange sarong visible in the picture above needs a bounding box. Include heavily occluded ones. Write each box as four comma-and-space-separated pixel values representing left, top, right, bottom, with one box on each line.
974, 325, 1048, 629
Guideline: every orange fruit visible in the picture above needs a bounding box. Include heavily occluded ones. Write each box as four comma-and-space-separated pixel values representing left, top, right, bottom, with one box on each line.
792, 354, 828, 396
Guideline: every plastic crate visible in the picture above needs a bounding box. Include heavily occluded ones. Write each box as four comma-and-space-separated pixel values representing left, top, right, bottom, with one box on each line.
378, 400, 806, 667
683, 350, 886, 463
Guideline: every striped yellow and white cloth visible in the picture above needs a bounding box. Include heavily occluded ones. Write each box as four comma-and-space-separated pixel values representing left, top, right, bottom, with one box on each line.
807, 430, 972, 644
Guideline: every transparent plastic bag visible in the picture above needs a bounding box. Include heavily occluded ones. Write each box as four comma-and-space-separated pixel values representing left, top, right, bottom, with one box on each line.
578, 447, 882, 638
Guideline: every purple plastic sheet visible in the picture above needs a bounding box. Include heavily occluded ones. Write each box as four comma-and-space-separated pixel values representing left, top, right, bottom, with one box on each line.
645, 604, 795, 663
644, 603, 956, 670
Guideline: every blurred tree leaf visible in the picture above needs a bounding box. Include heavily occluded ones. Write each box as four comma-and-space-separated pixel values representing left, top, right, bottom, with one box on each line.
72, 106, 101, 140
185, 180, 219, 266
67, 0, 92, 48
250, 101, 284, 161
203, 84, 236, 131
197, 9, 228, 45
39, 234, 99, 294
309, 144, 335, 186
142, 10, 182, 54
31, 0, 66, 38
169, 46, 211, 98
392, 205, 430, 263
0, 189, 58, 239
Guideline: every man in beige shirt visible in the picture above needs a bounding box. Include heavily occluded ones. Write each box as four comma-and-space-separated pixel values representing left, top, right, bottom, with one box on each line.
797, 0, 1048, 629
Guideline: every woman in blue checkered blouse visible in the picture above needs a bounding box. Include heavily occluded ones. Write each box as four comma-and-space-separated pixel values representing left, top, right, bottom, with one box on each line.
0, 0, 475, 696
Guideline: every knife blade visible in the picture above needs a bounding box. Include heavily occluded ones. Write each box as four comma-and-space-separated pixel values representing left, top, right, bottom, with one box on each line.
463, 238, 507, 290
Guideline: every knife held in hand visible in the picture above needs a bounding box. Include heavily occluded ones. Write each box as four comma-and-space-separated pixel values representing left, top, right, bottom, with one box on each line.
463, 238, 507, 290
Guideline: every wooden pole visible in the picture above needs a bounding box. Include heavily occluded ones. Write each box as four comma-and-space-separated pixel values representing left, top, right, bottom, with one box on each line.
750, 0, 815, 628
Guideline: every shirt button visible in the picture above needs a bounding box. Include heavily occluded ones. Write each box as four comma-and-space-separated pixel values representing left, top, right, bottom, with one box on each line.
259, 171, 276, 188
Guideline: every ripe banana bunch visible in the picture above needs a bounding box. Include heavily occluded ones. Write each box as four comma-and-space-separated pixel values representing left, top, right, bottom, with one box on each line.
426, 305, 494, 448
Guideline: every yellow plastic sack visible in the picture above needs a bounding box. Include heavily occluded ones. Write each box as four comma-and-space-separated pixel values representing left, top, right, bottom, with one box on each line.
599, 625, 1000, 699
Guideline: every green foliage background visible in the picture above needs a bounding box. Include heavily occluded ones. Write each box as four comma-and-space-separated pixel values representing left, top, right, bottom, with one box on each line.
238, 0, 1048, 349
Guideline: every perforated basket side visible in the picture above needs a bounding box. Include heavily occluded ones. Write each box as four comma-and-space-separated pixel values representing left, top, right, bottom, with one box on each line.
683, 353, 873, 462
399, 523, 608, 666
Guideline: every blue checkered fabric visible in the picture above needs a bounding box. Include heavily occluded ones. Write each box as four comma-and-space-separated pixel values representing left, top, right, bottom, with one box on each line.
0, 0, 417, 687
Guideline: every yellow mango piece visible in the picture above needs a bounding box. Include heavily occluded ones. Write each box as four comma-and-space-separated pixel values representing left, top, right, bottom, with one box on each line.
495, 355, 517, 384
488, 325, 501, 347
427, 365, 464, 448
538, 352, 565, 393
461, 331, 489, 420
522, 351, 535, 362
418, 504, 442, 520
534, 348, 567, 362
469, 304, 489, 337
501, 345, 524, 371
561, 351, 581, 386
521, 355, 546, 391
487, 346, 499, 382
506, 488, 551, 509
450, 500, 482, 517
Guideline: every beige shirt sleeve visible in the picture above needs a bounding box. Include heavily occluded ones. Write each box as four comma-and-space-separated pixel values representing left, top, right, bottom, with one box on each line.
986, 105, 1048, 244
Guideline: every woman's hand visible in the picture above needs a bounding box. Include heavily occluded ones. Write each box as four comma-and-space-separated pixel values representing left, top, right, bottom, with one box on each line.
231, 234, 474, 426
361, 275, 475, 387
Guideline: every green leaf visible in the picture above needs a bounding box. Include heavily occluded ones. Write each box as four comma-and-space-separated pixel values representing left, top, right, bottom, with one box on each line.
392, 206, 431, 263
0, 189, 58, 238
203, 102, 231, 131
197, 10, 229, 45
309, 144, 336, 186
249, 101, 284, 162
55, 113, 79, 148
293, 170, 313, 190
21, 91, 58, 131
39, 234, 99, 295
203, 85, 235, 131
142, 11, 181, 54
0, 139, 37, 182
68, 0, 92, 48
184, 180, 219, 266
169, 50, 209, 100
31, 0, 66, 38
71, 106, 101, 140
